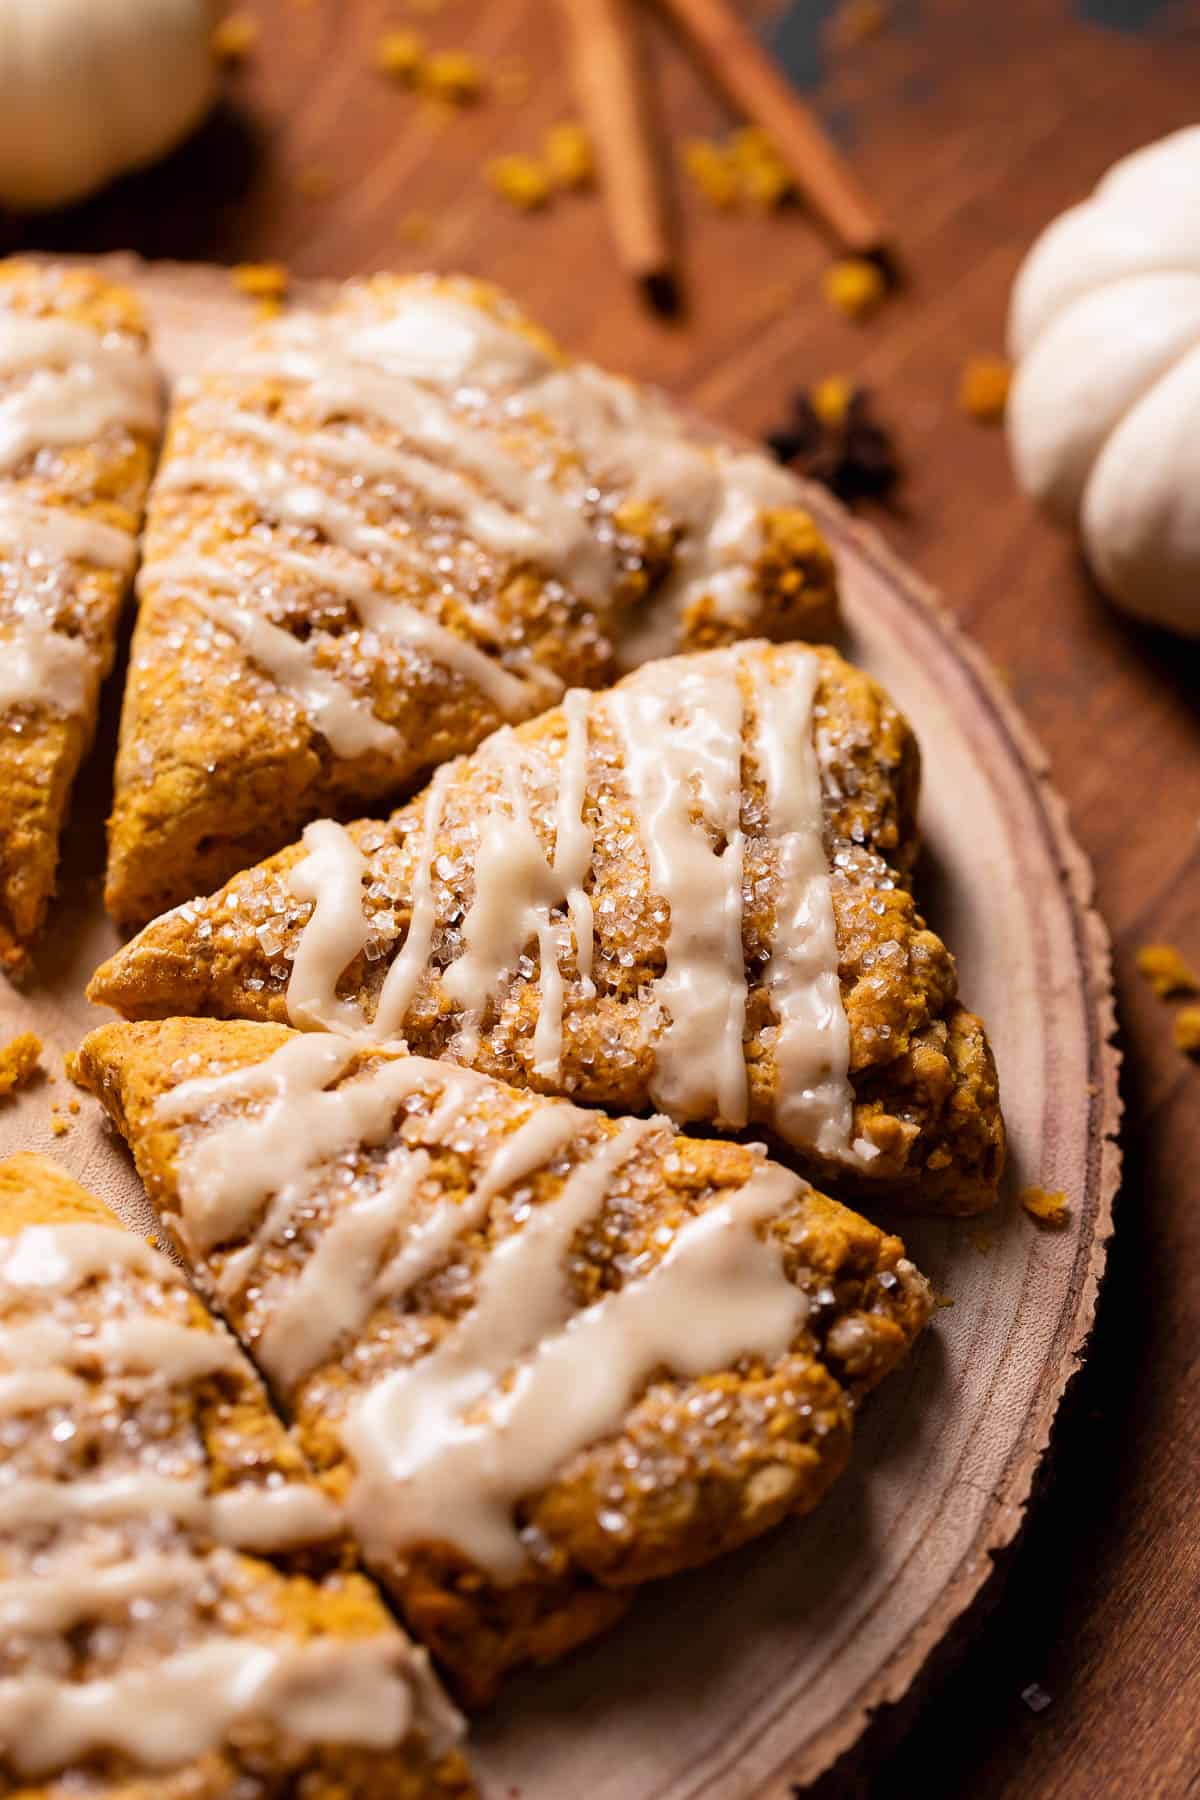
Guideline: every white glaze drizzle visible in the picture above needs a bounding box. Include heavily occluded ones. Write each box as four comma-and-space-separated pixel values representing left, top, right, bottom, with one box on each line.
0, 494, 136, 571
607, 650, 750, 1126
0, 1550, 205, 1637
273, 646, 855, 1153
0, 317, 160, 473
750, 656, 854, 1154
0, 613, 90, 715
344, 1159, 807, 1575
373, 762, 454, 1037
0, 1636, 415, 1779
0, 1221, 157, 1293
0, 1315, 240, 1382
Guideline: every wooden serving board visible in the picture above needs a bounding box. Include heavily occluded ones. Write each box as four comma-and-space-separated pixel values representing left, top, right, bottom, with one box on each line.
0, 258, 1121, 1797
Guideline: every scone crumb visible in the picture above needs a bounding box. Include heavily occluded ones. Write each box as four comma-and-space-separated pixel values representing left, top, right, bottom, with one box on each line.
1136, 941, 1198, 999
374, 28, 424, 81
544, 122, 594, 189
933, 1291, 955, 1310
1020, 1186, 1071, 1229
811, 376, 852, 426
960, 356, 1012, 423
730, 126, 793, 211
1174, 1006, 1200, 1057
683, 137, 740, 209
212, 10, 259, 61
50, 1114, 70, 1138
824, 257, 887, 321
0, 1031, 42, 1097
231, 262, 289, 300
421, 50, 483, 104
971, 1228, 995, 1254
487, 154, 553, 211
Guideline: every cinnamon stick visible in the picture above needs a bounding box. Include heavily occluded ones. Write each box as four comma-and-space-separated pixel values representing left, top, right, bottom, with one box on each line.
557, 0, 679, 311
653, 0, 885, 254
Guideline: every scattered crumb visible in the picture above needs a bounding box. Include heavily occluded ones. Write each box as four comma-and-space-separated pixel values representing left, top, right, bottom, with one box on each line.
811, 375, 852, 427
971, 1228, 995, 1254
255, 299, 285, 323
374, 28, 424, 82
544, 122, 594, 190
828, 0, 890, 48
1136, 941, 1198, 999
1020, 1186, 1071, 1229
0, 1031, 42, 1098
494, 59, 531, 106
933, 1292, 955, 1310
486, 154, 553, 211
296, 165, 335, 201
50, 1116, 70, 1138
729, 126, 793, 211
211, 10, 259, 62
960, 355, 1012, 423
824, 257, 887, 321
398, 210, 433, 244
68, 1098, 80, 1116
682, 129, 793, 211
1021, 1682, 1052, 1714
421, 50, 483, 104
683, 138, 740, 209
766, 384, 901, 504
1174, 1007, 1200, 1056
231, 261, 289, 300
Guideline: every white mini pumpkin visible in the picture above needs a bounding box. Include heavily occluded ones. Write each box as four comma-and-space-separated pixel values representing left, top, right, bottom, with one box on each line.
1008, 126, 1200, 635
0, 0, 216, 213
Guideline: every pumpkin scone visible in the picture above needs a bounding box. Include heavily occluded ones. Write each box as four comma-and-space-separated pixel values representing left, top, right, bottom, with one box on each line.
72, 1018, 934, 1704
0, 1151, 472, 1798
92, 641, 1005, 1214
0, 260, 162, 966
104, 272, 838, 923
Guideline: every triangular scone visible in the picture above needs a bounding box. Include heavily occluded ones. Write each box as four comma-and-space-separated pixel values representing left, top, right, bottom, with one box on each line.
0, 1151, 472, 1798
0, 262, 162, 965
72, 1018, 933, 1704
105, 274, 838, 923
92, 641, 1005, 1215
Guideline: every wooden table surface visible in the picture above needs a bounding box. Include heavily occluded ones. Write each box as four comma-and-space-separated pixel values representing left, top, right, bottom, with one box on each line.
17, 0, 1200, 1791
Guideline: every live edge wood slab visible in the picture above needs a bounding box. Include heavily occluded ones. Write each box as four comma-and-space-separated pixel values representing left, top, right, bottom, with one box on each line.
0, 0, 1196, 1792
0, 258, 1117, 1796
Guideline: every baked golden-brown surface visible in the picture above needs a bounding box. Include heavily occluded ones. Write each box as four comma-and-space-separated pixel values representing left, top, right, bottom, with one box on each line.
0, 261, 160, 965
72, 1018, 933, 1704
0, 1151, 472, 1799
92, 640, 1004, 1214
104, 273, 838, 923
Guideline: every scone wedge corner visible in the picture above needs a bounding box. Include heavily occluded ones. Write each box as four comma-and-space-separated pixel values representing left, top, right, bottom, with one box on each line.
0, 1149, 473, 1799
0, 259, 162, 965
90, 639, 1005, 1215
72, 1016, 934, 1705
104, 271, 838, 924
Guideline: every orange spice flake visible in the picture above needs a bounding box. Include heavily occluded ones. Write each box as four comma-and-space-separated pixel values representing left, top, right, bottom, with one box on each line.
1020, 1186, 1071, 1229
374, 28, 424, 81
420, 50, 483, 104
0, 1032, 42, 1098
211, 10, 259, 62
231, 262, 289, 301
1136, 941, 1198, 999
486, 154, 553, 211
1174, 1007, 1200, 1057
544, 122, 594, 190
960, 356, 1013, 423
824, 257, 887, 321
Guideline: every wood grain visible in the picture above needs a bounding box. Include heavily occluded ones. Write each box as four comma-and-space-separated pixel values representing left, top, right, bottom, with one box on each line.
0, 0, 1196, 1790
